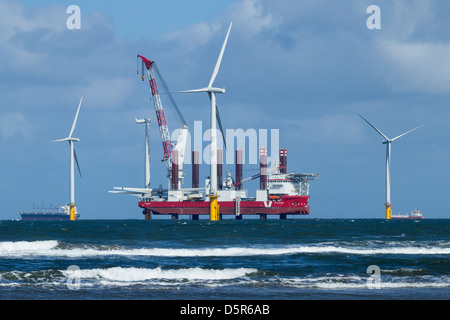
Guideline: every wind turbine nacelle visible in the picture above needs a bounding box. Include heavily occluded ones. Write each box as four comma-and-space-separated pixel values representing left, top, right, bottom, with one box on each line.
136, 118, 150, 124
209, 86, 226, 94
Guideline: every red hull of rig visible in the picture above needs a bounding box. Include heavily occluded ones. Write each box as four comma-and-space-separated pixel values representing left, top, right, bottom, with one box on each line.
139, 195, 310, 219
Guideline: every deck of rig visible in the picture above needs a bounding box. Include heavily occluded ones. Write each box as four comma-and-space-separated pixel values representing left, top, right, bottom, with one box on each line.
138, 148, 319, 220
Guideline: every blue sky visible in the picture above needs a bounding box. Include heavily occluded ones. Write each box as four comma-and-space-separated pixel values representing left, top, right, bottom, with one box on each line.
0, 0, 449, 219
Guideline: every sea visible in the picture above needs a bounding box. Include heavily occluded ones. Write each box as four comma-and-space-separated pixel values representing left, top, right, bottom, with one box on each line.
0, 218, 448, 305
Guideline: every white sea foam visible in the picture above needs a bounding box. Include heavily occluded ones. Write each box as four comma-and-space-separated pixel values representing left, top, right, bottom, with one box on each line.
1, 240, 449, 258
277, 275, 450, 289
1, 266, 257, 288
65, 266, 257, 282
2, 266, 448, 290
0, 240, 58, 256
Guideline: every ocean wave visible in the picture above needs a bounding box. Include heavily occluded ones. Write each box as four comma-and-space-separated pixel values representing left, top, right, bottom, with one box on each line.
277, 275, 450, 289
66, 266, 257, 282
1, 240, 450, 258
0, 266, 257, 287
0, 240, 58, 256
2, 267, 448, 290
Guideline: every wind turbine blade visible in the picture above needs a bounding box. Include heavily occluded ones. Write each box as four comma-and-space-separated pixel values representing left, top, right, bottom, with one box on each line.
359, 114, 390, 141
73, 147, 82, 177
176, 88, 209, 93
109, 190, 142, 196
391, 124, 424, 142
216, 104, 227, 151
208, 22, 232, 88
69, 96, 83, 138
50, 138, 68, 142
109, 187, 152, 195
112, 187, 153, 194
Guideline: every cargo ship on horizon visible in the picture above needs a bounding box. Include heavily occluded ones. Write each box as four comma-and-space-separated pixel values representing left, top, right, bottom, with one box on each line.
391, 209, 424, 220
20, 204, 79, 221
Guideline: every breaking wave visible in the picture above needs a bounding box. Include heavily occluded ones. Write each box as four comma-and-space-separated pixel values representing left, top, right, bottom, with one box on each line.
0, 240, 59, 256
1, 240, 449, 258
2, 267, 448, 290
0, 267, 258, 288
67, 266, 257, 281
276, 275, 450, 289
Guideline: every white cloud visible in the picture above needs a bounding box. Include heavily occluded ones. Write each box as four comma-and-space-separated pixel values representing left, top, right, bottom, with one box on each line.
285, 114, 365, 145
0, 1, 64, 41
378, 40, 450, 94
0, 1, 66, 68
357, 1, 450, 94
227, 0, 280, 36
0, 112, 33, 139
0, 0, 134, 112
80, 77, 134, 109
383, 0, 434, 41
162, 21, 221, 51
160, 0, 279, 52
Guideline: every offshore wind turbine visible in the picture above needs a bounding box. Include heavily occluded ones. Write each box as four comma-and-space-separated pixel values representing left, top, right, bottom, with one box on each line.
359, 115, 423, 219
52, 97, 83, 221
109, 118, 153, 199
178, 22, 232, 221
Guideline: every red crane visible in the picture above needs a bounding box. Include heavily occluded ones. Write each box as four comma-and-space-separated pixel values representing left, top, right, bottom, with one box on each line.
137, 55, 176, 169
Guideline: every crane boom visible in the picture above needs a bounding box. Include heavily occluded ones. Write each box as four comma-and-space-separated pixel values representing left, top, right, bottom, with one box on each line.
137, 55, 173, 169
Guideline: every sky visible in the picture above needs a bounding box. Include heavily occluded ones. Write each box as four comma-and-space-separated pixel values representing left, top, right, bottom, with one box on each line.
0, 0, 449, 220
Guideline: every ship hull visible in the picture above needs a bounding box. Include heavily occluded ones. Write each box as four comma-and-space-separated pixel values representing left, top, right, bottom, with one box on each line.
20, 213, 79, 221
139, 195, 310, 217
391, 216, 424, 220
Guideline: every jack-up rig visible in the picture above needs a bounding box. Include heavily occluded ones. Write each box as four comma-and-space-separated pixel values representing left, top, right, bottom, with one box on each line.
110, 23, 319, 220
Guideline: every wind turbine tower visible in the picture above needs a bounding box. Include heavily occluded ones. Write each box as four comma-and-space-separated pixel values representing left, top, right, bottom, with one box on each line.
52, 97, 83, 221
178, 22, 232, 221
359, 115, 423, 219
136, 118, 151, 189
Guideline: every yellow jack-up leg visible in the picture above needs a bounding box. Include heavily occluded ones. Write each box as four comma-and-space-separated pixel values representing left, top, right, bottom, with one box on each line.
385, 203, 392, 220
208, 194, 220, 221
69, 204, 77, 221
